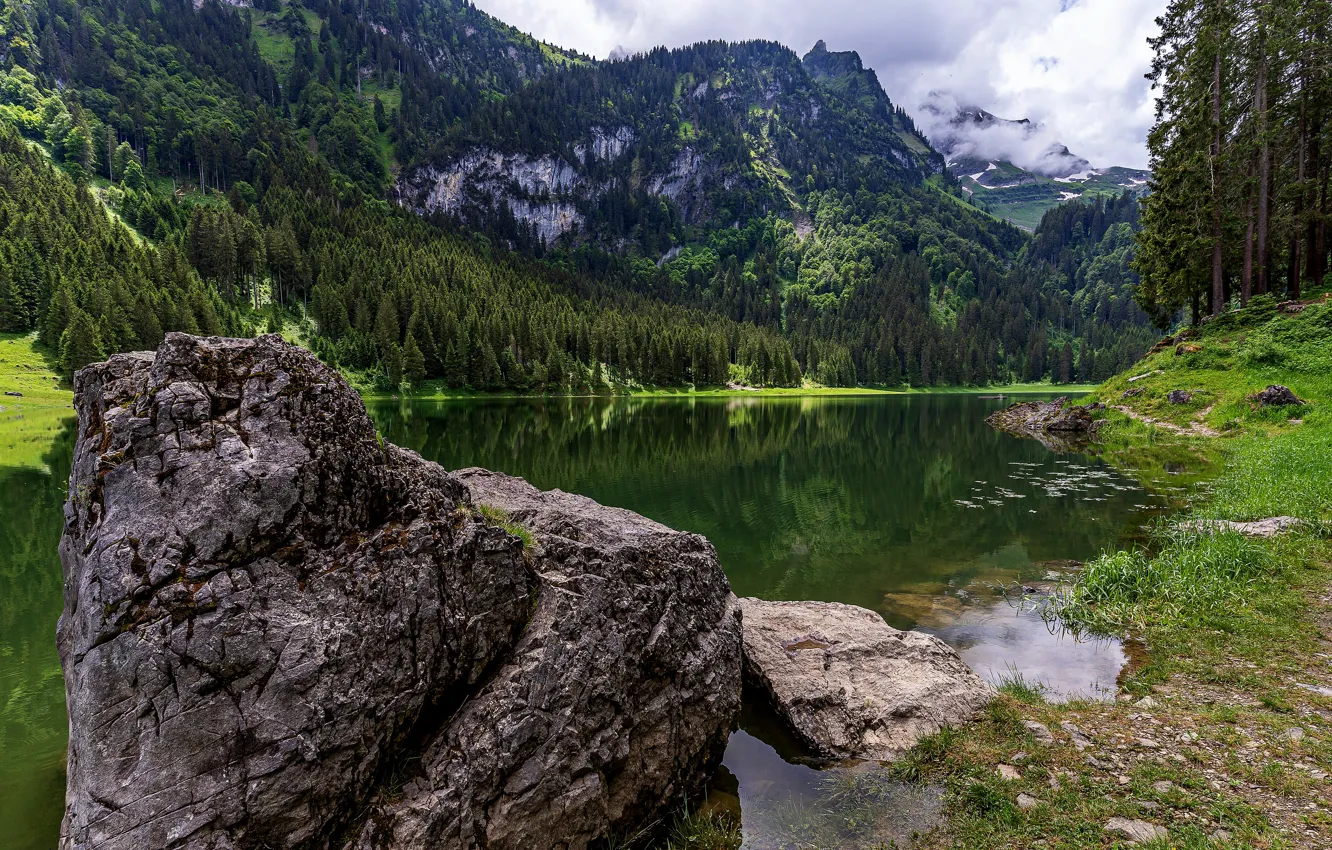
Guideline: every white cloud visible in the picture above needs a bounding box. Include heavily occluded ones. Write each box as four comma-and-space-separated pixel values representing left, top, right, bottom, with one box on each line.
472, 0, 1164, 169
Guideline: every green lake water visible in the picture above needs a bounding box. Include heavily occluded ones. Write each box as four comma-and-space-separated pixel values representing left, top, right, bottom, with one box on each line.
0, 394, 1184, 848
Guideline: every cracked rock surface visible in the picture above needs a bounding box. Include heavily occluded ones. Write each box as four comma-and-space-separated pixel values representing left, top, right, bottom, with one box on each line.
58, 334, 741, 850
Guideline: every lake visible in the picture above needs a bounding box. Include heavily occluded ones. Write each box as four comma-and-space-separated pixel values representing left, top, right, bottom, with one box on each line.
0, 393, 1181, 848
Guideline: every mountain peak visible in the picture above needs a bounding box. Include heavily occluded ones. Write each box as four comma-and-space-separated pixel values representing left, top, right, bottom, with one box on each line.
802, 40, 867, 77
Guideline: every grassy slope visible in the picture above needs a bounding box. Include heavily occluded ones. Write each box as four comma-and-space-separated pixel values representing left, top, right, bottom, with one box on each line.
907, 293, 1332, 849
0, 334, 73, 471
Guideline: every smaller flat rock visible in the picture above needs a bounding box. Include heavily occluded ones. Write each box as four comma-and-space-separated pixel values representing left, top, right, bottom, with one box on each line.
738, 599, 993, 761
1134, 696, 1159, 709
1024, 721, 1054, 744
1061, 720, 1093, 750
1016, 792, 1040, 809
1282, 727, 1305, 743
1167, 390, 1193, 404
997, 764, 1021, 781
1104, 817, 1169, 844
1180, 516, 1301, 538
1151, 780, 1175, 794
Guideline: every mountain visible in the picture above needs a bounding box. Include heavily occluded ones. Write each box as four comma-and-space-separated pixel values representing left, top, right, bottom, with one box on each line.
0, 0, 1155, 393
397, 39, 944, 253
920, 99, 1151, 230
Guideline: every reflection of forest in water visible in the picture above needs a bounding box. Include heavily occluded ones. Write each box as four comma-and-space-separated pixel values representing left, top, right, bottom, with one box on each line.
369, 394, 1169, 616
0, 422, 74, 849
0, 397, 1176, 848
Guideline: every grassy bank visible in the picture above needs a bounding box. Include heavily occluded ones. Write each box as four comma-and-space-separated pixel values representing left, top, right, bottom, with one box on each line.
899, 295, 1332, 849
0, 334, 73, 471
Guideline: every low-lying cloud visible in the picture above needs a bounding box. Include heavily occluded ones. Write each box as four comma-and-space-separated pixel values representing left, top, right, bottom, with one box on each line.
472, 0, 1165, 168
920, 92, 1092, 178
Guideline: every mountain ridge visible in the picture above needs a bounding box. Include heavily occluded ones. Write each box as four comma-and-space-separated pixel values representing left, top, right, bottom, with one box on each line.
0, 0, 1156, 396
920, 97, 1150, 229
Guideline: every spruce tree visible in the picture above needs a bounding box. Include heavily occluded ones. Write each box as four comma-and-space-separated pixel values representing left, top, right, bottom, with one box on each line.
404, 333, 426, 388
60, 308, 105, 376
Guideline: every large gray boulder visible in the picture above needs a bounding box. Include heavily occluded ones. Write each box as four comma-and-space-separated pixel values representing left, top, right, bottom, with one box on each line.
349, 469, 742, 848
738, 599, 993, 761
58, 334, 741, 850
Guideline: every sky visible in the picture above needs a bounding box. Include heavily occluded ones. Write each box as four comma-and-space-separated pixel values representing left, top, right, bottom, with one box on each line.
470, 0, 1167, 170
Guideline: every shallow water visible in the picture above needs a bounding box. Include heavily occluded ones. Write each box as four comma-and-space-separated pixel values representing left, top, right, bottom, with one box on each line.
0, 393, 1185, 847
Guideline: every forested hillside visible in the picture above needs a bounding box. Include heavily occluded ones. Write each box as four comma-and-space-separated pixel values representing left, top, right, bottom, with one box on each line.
0, 0, 1157, 390
1136, 0, 1330, 323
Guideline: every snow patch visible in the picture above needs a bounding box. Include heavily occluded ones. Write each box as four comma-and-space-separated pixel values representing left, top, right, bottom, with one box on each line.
1054, 169, 1100, 183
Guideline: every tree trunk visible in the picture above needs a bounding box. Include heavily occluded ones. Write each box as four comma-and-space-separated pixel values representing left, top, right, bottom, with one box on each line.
1255, 21, 1271, 295
1291, 89, 1308, 300
1306, 112, 1323, 286
1210, 33, 1224, 316
1318, 161, 1330, 286
1243, 183, 1255, 305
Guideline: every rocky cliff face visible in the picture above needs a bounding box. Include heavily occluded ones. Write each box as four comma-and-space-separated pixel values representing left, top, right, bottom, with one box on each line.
401, 128, 725, 244
58, 334, 741, 850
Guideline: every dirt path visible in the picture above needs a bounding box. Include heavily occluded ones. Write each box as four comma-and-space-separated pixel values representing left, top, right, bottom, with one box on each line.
1112, 404, 1222, 438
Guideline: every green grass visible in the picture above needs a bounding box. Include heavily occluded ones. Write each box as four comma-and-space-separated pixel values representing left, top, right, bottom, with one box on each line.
911, 292, 1332, 848
0, 333, 73, 471
476, 504, 534, 549
1057, 295, 1332, 634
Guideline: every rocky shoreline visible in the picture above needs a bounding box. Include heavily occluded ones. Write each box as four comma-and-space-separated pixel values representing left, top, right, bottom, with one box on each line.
984, 397, 1105, 451
58, 335, 993, 850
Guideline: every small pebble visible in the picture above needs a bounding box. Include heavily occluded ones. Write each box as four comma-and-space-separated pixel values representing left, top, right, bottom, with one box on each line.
1017, 792, 1041, 809
997, 764, 1021, 781
1135, 696, 1159, 709
1151, 780, 1174, 794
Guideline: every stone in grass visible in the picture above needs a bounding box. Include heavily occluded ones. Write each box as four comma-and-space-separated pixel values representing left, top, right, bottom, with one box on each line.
1283, 727, 1305, 743
1151, 780, 1175, 794
1024, 720, 1055, 744
1061, 720, 1094, 750
1135, 696, 1159, 710
1104, 817, 1169, 844
1254, 384, 1305, 407
997, 764, 1022, 781
1167, 390, 1193, 404
1016, 792, 1041, 810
